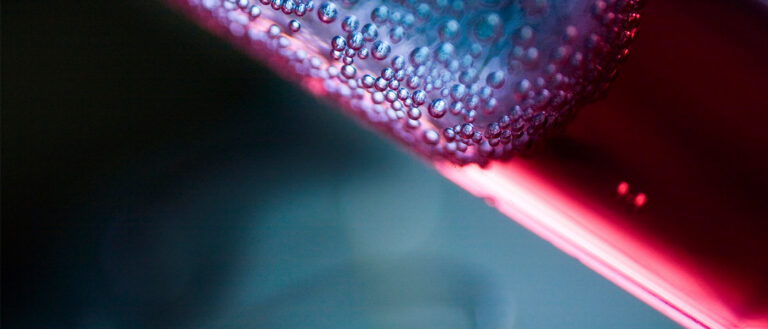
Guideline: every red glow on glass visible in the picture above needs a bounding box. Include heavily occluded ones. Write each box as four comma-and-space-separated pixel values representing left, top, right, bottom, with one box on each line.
617, 182, 630, 196
303, 77, 326, 97
436, 161, 768, 329
634, 193, 647, 208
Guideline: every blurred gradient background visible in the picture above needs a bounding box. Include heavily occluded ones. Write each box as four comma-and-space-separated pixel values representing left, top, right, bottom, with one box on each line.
3, 0, 680, 328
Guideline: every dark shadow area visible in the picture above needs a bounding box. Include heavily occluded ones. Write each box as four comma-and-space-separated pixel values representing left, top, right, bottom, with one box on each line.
2, 1, 383, 327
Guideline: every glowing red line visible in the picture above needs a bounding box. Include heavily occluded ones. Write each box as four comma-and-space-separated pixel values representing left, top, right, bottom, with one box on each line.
436, 160, 767, 329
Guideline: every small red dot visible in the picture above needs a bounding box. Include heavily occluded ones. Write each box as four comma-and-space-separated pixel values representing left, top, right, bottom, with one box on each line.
634, 193, 647, 207
617, 181, 629, 196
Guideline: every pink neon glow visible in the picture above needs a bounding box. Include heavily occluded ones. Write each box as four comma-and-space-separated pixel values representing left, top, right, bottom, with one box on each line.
437, 160, 768, 329
617, 182, 629, 196
633, 193, 646, 208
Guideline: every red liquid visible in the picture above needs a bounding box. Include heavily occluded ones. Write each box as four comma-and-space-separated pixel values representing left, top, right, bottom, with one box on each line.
438, 1, 768, 327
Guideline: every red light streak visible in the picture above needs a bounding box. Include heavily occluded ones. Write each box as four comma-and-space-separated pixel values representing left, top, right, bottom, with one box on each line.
437, 160, 768, 329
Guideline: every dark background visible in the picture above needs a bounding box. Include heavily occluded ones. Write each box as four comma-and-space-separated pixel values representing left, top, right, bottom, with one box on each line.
1, 0, 692, 328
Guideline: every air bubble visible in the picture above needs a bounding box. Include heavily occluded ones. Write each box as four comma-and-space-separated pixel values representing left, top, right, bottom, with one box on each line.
248, 5, 261, 19
423, 129, 440, 145
371, 40, 391, 60
361, 74, 375, 88
465, 109, 477, 123
450, 101, 464, 115
309, 57, 322, 69
486, 122, 501, 138
415, 3, 431, 19
361, 23, 378, 41
486, 71, 505, 88
330, 49, 343, 60
389, 11, 403, 25
281, 0, 294, 14
380, 67, 394, 80
278, 36, 290, 48
372, 91, 385, 104
459, 68, 478, 85
460, 123, 475, 138
327, 65, 339, 77
347, 32, 364, 50
474, 13, 502, 40
406, 107, 420, 120
374, 77, 388, 91
485, 97, 498, 113
435, 43, 455, 63
294, 3, 307, 16
516, 79, 532, 94
268, 24, 281, 38
440, 19, 460, 40
392, 100, 403, 111
443, 127, 456, 141
409, 46, 430, 66
466, 95, 480, 110
342, 16, 359, 32
357, 48, 369, 59
394, 70, 405, 81
390, 26, 405, 43
518, 25, 534, 44
371, 5, 389, 24
449, 84, 467, 101
331, 35, 347, 51
270, 0, 282, 11
288, 20, 301, 33
412, 89, 427, 106
428, 98, 447, 118
397, 88, 410, 100
402, 13, 415, 27
407, 76, 421, 89
317, 2, 338, 23
385, 90, 398, 102
479, 86, 492, 99
341, 64, 356, 78
388, 79, 399, 90
456, 141, 467, 152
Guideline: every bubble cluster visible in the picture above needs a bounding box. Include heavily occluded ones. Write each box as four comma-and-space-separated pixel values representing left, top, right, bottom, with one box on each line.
173, 0, 644, 165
